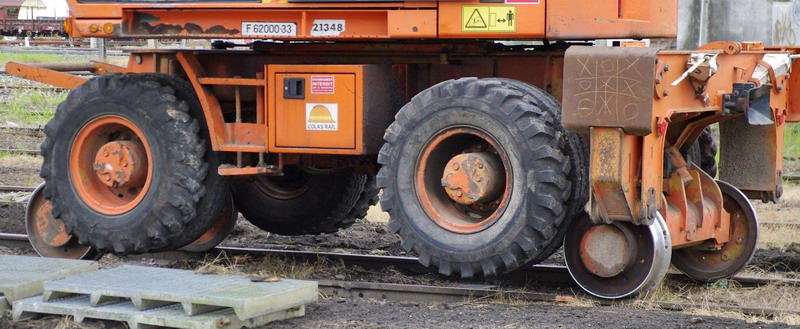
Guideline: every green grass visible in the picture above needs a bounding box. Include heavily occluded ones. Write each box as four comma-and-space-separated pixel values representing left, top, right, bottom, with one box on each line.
0, 53, 90, 70
0, 89, 66, 125
783, 123, 800, 160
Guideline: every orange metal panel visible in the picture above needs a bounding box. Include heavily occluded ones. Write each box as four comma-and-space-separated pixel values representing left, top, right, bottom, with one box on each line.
387, 10, 437, 38
66, 0, 436, 19
546, 0, 677, 39
75, 8, 437, 39
268, 65, 364, 154
438, 1, 545, 39
274, 73, 356, 149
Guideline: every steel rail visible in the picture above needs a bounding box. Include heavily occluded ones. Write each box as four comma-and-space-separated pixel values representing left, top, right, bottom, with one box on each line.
0, 234, 796, 287
0, 148, 40, 155
0, 126, 44, 132
0, 185, 36, 192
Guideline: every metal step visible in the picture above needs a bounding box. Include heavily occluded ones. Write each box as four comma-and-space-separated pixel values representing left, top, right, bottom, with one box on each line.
13, 294, 304, 329
0, 255, 99, 313
42, 265, 317, 320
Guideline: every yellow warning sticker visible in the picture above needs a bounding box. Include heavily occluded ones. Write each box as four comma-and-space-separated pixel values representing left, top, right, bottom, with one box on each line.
462, 5, 516, 32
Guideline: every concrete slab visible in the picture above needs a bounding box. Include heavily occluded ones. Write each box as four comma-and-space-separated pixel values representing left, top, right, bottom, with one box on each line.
12, 295, 304, 329
43, 265, 317, 320
0, 255, 99, 302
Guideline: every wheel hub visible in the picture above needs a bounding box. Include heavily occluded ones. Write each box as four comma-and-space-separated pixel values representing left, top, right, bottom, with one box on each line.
579, 224, 636, 278
93, 141, 147, 189
441, 152, 504, 205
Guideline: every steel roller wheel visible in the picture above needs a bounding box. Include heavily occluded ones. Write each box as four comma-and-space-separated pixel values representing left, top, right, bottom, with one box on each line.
180, 193, 237, 252
671, 180, 758, 281
564, 212, 672, 299
26, 184, 101, 260
378, 78, 570, 278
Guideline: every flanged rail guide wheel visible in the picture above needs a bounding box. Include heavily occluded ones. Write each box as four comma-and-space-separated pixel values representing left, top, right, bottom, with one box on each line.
378, 78, 570, 278
26, 183, 101, 260
564, 212, 672, 299
671, 180, 758, 281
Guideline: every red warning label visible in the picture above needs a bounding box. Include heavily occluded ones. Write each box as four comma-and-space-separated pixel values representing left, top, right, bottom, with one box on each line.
311, 76, 335, 94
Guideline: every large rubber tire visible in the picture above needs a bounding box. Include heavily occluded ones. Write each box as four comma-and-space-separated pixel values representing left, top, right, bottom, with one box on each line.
485, 78, 589, 264
698, 126, 718, 178
41, 74, 207, 254
137, 73, 232, 251
681, 126, 717, 178
232, 167, 375, 235
377, 78, 570, 278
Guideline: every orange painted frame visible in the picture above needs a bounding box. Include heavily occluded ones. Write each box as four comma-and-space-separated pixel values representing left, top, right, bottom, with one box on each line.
546, 0, 677, 39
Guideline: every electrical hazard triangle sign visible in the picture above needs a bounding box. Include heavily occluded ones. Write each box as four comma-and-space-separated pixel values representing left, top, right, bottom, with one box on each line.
465, 8, 488, 29
461, 5, 516, 32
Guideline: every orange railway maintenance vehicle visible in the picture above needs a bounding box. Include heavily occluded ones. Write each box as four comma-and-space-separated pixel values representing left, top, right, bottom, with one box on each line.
8, 0, 798, 298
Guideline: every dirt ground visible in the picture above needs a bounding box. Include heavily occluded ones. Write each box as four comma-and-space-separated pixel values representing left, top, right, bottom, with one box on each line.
1, 299, 796, 329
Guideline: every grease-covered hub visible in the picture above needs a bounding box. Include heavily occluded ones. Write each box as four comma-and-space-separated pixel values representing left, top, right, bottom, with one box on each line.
441, 152, 504, 205
69, 115, 153, 215
93, 141, 147, 188
579, 224, 636, 278
415, 127, 511, 234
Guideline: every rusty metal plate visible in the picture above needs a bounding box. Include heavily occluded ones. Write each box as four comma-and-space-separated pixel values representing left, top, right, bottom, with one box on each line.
562, 46, 659, 136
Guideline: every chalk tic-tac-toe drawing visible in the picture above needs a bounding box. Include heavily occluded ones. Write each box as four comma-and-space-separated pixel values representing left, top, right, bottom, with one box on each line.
574, 55, 647, 122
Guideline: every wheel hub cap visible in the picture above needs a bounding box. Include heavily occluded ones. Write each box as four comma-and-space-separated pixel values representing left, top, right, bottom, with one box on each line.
93, 141, 147, 189
579, 224, 636, 278
441, 152, 504, 205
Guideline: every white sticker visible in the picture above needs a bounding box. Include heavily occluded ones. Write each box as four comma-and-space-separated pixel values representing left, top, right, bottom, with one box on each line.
310, 19, 346, 37
306, 103, 338, 131
241, 22, 297, 37
311, 76, 335, 94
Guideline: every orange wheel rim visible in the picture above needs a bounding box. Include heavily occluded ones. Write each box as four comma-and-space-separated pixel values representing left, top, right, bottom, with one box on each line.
69, 115, 153, 215
415, 127, 512, 234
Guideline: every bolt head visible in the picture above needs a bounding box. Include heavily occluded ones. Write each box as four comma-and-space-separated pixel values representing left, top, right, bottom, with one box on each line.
477, 162, 483, 169
475, 176, 482, 182
452, 163, 460, 171
455, 190, 463, 197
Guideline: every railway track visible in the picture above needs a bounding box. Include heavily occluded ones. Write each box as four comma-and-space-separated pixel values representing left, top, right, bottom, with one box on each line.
3, 184, 800, 229
0, 232, 798, 318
